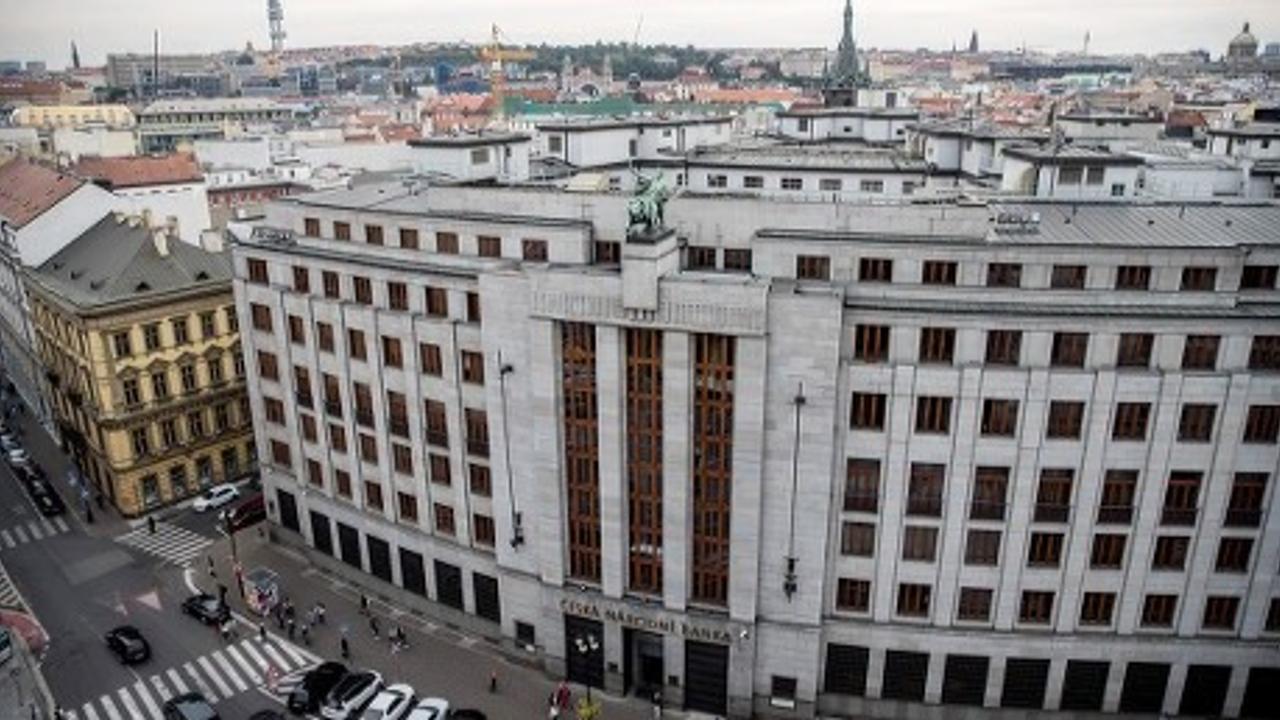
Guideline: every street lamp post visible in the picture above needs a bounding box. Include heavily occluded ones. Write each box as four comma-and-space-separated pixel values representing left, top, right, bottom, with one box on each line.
573, 633, 601, 703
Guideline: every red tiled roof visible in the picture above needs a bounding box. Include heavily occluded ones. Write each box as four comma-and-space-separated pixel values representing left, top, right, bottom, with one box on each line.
72, 152, 203, 189
0, 157, 85, 228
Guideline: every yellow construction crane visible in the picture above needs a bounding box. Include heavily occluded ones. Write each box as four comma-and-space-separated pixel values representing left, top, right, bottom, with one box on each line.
478, 24, 535, 124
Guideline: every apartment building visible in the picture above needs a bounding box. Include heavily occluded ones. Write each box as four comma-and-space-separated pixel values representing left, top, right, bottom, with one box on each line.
235, 182, 1280, 719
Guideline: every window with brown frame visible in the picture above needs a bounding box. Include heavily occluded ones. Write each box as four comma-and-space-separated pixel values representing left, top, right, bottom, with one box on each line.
353, 276, 373, 305
435, 232, 459, 254
397, 492, 417, 522
1080, 592, 1116, 626
844, 459, 879, 512
563, 322, 602, 583
859, 257, 893, 282
1202, 596, 1239, 630
626, 328, 664, 594
687, 246, 717, 270
981, 399, 1019, 436
1035, 469, 1074, 522
299, 413, 316, 443
854, 324, 890, 362
850, 392, 886, 430
1112, 402, 1151, 440
1178, 404, 1216, 442
333, 221, 351, 241
902, 526, 938, 562
985, 329, 1022, 365
691, 333, 735, 605
1116, 333, 1154, 368
429, 453, 450, 486
387, 391, 408, 437
473, 514, 495, 546
836, 578, 871, 612
921, 260, 958, 285
247, 258, 268, 284
353, 383, 373, 426
328, 423, 347, 452
1267, 599, 1280, 632
907, 463, 944, 516
304, 218, 320, 236
522, 238, 548, 261
419, 343, 442, 376
270, 439, 291, 468
388, 281, 408, 311
434, 503, 456, 535
466, 292, 481, 323
1051, 264, 1087, 289
478, 235, 501, 258
257, 351, 279, 381
964, 529, 1001, 565
424, 399, 447, 447
334, 469, 351, 498
465, 408, 489, 456
287, 315, 305, 345
1182, 335, 1220, 370
1243, 405, 1280, 443
306, 459, 322, 487
292, 266, 309, 292
347, 329, 366, 361
1141, 594, 1178, 627
796, 255, 831, 280
840, 522, 876, 557
382, 336, 403, 368
987, 262, 1022, 288
1162, 471, 1201, 526
918, 327, 956, 364
594, 240, 621, 264
264, 397, 285, 425
1181, 266, 1218, 291
1019, 591, 1054, 624
1241, 265, 1278, 290
364, 481, 383, 510
723, 248, 752, 272
392, 443, 412, 475
365, 224, 384, 245
322, 271, 340, 298
469, 463, 492, 496
970, 466, 1008, 520
250, 303, 272, 333
398, 227, 419, 249
1215, 537, 1253, 573
1152, 536, 1189, 570
1090, 533, 1127, 568
1051, 332, 1088, 367
358, 433, 377, 464
1250, 335, 1280, 370
1115, 265, 1151, 290
1098, 470, 1138, 524
1027, 532, 1064, 567
957, 588, 992, 621
896, 583, 931, 617
1046, 400, 1085, 439
461, 350, 485, 384
1225, 472, 1267, 527
316, 322, 334, 353
915, 396, 952, 434
425, 286, 448, 317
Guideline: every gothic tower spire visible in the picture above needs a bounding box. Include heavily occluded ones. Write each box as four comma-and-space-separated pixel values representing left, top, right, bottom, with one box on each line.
834, 0, 861, 84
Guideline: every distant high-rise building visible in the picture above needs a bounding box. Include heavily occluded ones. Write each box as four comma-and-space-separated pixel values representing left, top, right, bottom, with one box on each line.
71, 41, 80, 70
968, 30, 979, 54
267, 0, 286, 54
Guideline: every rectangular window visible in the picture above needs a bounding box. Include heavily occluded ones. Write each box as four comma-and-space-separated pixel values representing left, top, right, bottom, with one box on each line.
1142, 594, 1178, 627
840, 522, 876, 557
563, 322, 601, 583
780, 177, 803, 190
113, 331, 132, 358
844, 459, 879, 513
1240, 265, 1278, 290
473, 514, 495, 546
477, 235, 501, 258
1115, 265, 1151, 290
594, 240, 621, 264
1027, 532, 1064, 567
353, 276, 372, 304
461, 350, 484, 384
387, 391, 408, 437
1243, 405, 1280, 443
1046, 400, 1085, 439
365, 224, 383, 245
921, 260, 958, 285
358, 433, 377, 464
396, 492, 417, 522
970, 466, 1008, 520
246, 258, 268, 284
819, 178, 843, 192
1091, 533, 1127, 568
171, 316, 189, 345
1267, 599, 1280, 632
626, 328, 664, 594
1117, 333, 1154, 368
985, 330, 1022, 365
896, 583, 932, 618
1181, 266, 1218, 291
435, 232, 459, 254
915, 396, 952, 434
399, 228, 419, 249
1080, 592, 1116, 626
1178, 404, 1217, 442
322, 271, 340, 298
392, 443, 413, 475
433, 503, 455, 535
1202, 596, 1239, 630
964, 529, 1001, 565
796, 255, 831, 281
854, 325, 889, 363
836, 578, 871, 612
723, 248, 752, 272
918, 327, 955, 364
1113, 402, 1151, 440
957, 588, 992, 621
1019, 591, 1054, 624
466, 292, 481, 324
987, 263, 1022, 288
333, 221, 350, 241
706, 174, 728, 188
1051, 332, 1088, 367
522, 239, 548, 261
1051, 264, 1087, 289
299, 413, 315, 443
465, 408, 488, 456
419, 343, 442, 376
429, 454, 451, 486
743, 176, 764, 189
347, 329, 366, 361
257, 351, 279, 381
850, 392, 886, 430
387, 282, 408, 311
1226, 472, 1267, 527
858, 179, 884, 193
1098, 469, 1138, 524
691, 333, 735, 605
907, 463, 944, 517
1161, 471, 1201, 526
250, 304, 272, 333
304, 218, 320, 236
287, 315, 305, 345
469, 464, 492, 497
902, 526, 938, 562
1182, 335, 1220, 370
981, 399, 1018, 436
1035, 469, 1074, 523
382, 336, 403, 368
316, 322, 334, 352
424, 399, 448, 447
1152, 536, 1189, 570
859, 258, 893, 282
270, 439, 291, 468
687, 246, 717, 270
1215, 537, 1253, 573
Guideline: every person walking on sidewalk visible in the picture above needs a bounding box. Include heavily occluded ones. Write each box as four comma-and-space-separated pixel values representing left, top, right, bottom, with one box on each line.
300, 622, 311, 646
368, 614, 380, 638
147, 515, 156, 534
316, 601, 327, 625
547, 693, 560, 719
556, 681, 571, 711
257, 622, 267, 643
339, 634, 350, 660
359, 593, 369, 615
286, 617, 296, 641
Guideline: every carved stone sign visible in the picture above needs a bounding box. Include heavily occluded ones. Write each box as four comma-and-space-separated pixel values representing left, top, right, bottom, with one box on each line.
530, 288, 766, 336
559, 597, 736, 644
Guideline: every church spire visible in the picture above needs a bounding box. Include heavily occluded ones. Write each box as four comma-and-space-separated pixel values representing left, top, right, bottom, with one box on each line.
834, 0, 862, 85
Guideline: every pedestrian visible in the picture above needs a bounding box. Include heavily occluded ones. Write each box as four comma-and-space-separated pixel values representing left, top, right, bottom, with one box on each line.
206, 555, 216, 579
368, 615, 380, 638
547, 693, 560, 719
359, 593, 369, 615
217, 583, 228, 605
300, 622, 311, 646
489, 669, 498, 693
316, 602, 327, 625
273, 602, 285, 630
287, 617, 296, 640
651, 689, 662, 719
147, 515, 156, 534
257, 622, 267, 643
556, 681, 571, 710
220, 619, 234, 642
339, 635, 350, 660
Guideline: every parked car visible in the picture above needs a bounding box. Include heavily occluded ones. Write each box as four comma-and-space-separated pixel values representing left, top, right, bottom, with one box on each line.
180, 593, 230, 625
405, 698, 450, 720
192, 483, 239, 513
363, 684, 415, 720
319, 670, 382, 719
219, 493, 266, 532
104, 625, 150, 664
27, 478, 65, 517
287, 661, 347, 714
162, 692, 220, 720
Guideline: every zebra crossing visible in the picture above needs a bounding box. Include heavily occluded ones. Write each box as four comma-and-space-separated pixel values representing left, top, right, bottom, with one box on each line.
63, 635, 321, 720
0, 560, 21, 608
0, 516, 71, 550
115, 521, 213, 567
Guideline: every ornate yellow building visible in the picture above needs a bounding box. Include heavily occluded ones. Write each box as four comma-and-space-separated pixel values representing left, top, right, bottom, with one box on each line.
25, 211, 254, 516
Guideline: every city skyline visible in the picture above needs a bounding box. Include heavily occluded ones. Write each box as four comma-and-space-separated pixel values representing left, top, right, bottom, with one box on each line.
3, 0, 1279, 68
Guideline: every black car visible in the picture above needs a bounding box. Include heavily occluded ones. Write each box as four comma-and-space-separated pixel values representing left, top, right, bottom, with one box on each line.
287, 661, 347, 713
450, 711, 488, 720
180, 593, 230, 625
26, 479, 65, 517
104, 625, 150, 664
247, 712, 285, 720
162, 692, 220, 720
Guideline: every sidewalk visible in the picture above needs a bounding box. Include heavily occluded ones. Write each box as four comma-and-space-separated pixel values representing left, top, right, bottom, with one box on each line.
0, 625, 56, 720
195, 529, 671, 720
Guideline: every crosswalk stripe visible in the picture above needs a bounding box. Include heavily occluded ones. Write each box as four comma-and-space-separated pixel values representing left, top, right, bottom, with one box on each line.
165, 668, 189, 696
40, 518, 57, 536
13, 525, 27, 544
198, 654, 234, 699
239, 638, 271, 672
212, 649, 248, 692
54, 516, 69, 532
277, 638, 310, 667
149, 673, 173, 702
80, 703, 100, 720
262, 643, 293, 672
116, 686, 145, 720
183, 661, 217, 703
132, 680, 163, 720
1, 529, 13, 547
225, 644, 262, 685
63, 711, 78, 720
26, 521, 42, 540
99, 694, 122, 720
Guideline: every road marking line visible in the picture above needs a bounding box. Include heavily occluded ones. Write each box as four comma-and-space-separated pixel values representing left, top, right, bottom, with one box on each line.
1, 529, 13, 547
114, 687, 144, 720
239, 638, 271, 671
183, 661, 218, 703
213, 648, 248, 692
149, 672, 173, 702
26, 521, 42, 540
63, 711, 78, 720
225, 643, 262, 685
132, 679, 163, 720
198, 654, 235, 698
276, 637, 311, 667
41, 518, 57, 535
54, 516, 69, 532
262, 642, 293, 672
13, 525, 27, 544
99, 693, 123, 720
80, 703, 100, 720
165, 668, 189, 695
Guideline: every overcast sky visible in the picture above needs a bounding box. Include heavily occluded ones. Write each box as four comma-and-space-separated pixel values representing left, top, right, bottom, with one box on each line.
2, 0, 1278, 67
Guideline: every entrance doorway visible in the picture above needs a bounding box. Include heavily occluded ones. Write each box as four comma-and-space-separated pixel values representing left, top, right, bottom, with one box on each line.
623, 629, 664, 698
564, 615, 604, 689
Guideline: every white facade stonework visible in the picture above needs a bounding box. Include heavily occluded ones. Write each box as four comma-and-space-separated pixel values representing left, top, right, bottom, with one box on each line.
235, 183, 1280, 719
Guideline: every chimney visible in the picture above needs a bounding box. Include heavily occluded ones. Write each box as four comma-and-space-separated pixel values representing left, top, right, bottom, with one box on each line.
140, 208, 153, 229
165, 215, 180, 240
152, 229, 170, 258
